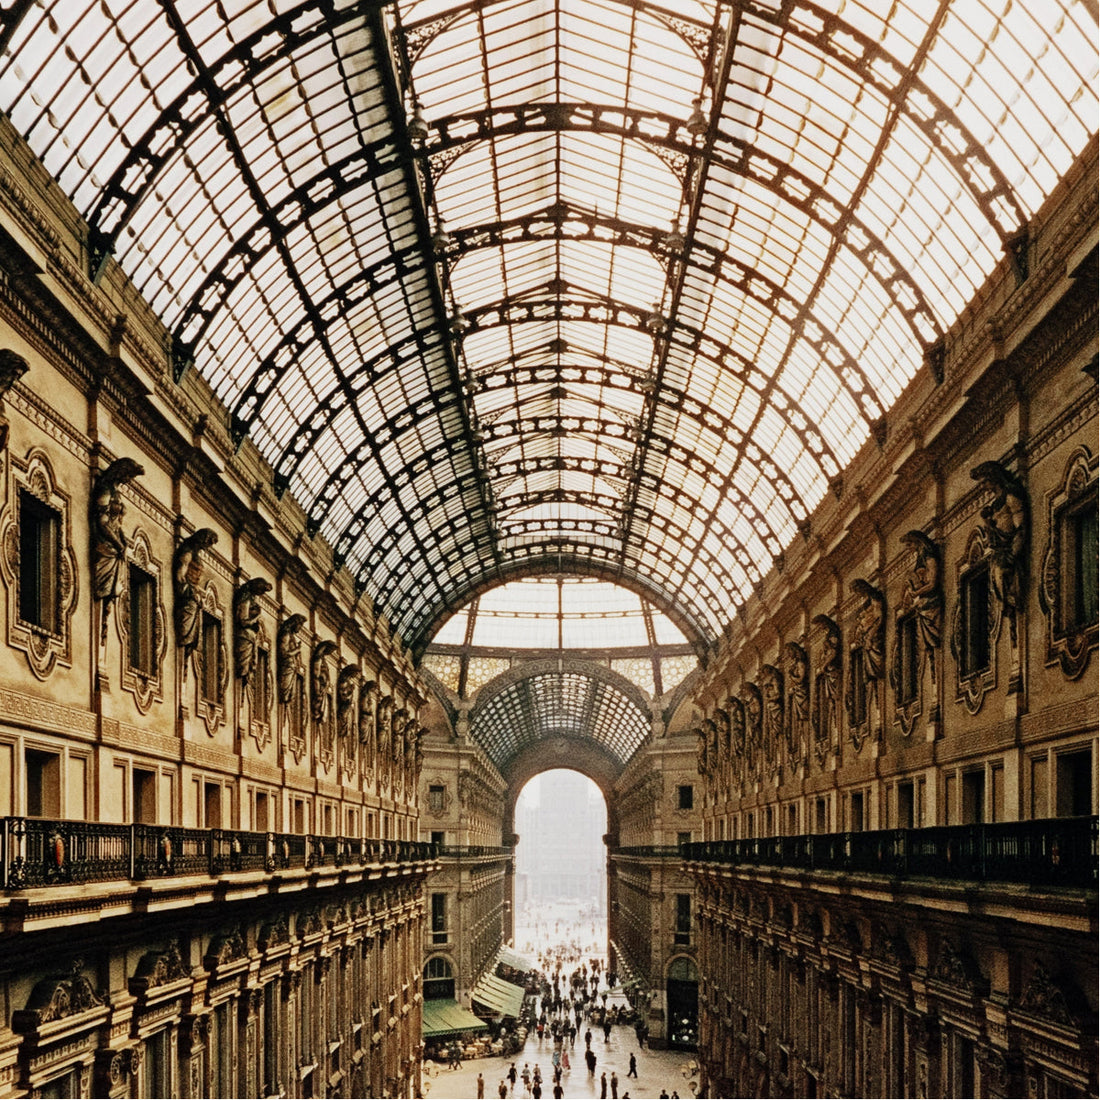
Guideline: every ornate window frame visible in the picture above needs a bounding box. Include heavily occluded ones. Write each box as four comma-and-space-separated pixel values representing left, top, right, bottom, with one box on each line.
891, 609, 922, 736
118, 530, 167, 713
194, 583, 228, 736
951, 528, 1001, 715
425, 779, 450, 818
0, 448, 78, 679
1039, 446, 1098, 680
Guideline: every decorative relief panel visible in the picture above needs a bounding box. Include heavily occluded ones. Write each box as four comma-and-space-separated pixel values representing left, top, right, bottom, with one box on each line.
0, 448, 78, 679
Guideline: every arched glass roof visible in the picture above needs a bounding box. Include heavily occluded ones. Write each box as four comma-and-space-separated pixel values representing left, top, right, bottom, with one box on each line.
469, 662, 653, 772
1, 0, 1094, 658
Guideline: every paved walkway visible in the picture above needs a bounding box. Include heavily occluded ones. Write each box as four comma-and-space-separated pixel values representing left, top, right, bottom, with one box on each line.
422, 1020, 696, 1100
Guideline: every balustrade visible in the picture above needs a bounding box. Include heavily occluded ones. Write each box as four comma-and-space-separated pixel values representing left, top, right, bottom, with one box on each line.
682, 816, 1097, 889
0, 817, 437, 891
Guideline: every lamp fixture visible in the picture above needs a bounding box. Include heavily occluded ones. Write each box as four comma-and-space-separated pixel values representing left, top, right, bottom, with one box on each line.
407, 100, 429, 145
686, 96, 707, 137
645, 303, 666, 335
450, 304, 470, 335
661, 218, 685, 253
431, 218, 452, 253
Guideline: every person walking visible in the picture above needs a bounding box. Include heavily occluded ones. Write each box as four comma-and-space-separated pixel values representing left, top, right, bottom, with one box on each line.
507, 1063, 517, 1093
584, 1027, 592, 1049
627, 1052, 637, 1078
600, 1071, 608, 1098
477, 1073, 485, 1098
610, 1070, 619, 1099
498, 1082, 507, 1100
586, 1048, 597, 1075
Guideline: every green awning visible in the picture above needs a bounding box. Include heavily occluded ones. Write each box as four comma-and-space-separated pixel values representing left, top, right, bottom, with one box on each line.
496, 945, 535, 972
470, 973, 525, 1018
422, 999, 489, 1039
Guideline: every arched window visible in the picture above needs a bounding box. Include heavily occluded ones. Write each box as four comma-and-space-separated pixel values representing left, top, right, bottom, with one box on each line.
424, 955, 455, 1001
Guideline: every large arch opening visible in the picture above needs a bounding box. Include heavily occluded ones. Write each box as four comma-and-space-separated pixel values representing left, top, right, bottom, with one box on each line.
513, 769, 609, 967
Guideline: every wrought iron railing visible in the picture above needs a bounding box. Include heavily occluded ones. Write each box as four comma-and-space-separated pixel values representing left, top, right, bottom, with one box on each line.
432, 845, 513, 858
682, 816, 1097, 889
612, 845, 688, 858
0, 817, 437, 891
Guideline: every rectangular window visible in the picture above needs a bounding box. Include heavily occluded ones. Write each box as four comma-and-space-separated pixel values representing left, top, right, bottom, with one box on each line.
1056, 749, 1093, 817
431, 892, 448, 944
960, 563, 991, 677
849, 646, 867, 726
255, 790, 270, 832
200, 611, 222, 704
895, 611, 919, 704
428, 784, 445, 813
25, 748, 60, 818
814, 797, 827, 833
850, 791, 864, 832
1067, 492, 1099, 631
674, 893, 691, 944
677, 830, 692, 850
19, 491, 60, 633
431, 831, 445, 848
128, 563, 157, 676
204, 782, 222, 829
962, 770, 985, 824
897, 782, 914, 829
132, 767, 156, 824
678, 784, 694, 810
293, 798, 307, 834
253, 645, 270, 718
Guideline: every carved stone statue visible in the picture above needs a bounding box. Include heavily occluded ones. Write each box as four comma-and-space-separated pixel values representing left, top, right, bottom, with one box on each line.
728, 696, 745, 757
234, 577, 271, 685
405, 723, 422, 794
760, 663, 784, 757
0, 349, 27, 450
695, 726, 707, 776
811, 614, 841, 752
851, 578, 886, 682
899, 530, 942, 671
91, 458, 144, 642
311, 641, 337, 726
971, 461, 1028, 642
393, 709, 408, 795
743, 683, 762, 751
784, 642, 809, 756
0, 349, 28, 401
173, 528, 217, 655
359, 680, 377, 774
336, 664, 361, 741
377, 695, 393, 788
277, 614, 306, 705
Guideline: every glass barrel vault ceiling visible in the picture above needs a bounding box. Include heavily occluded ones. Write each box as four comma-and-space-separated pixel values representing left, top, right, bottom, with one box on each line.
0, 0, 1095, 664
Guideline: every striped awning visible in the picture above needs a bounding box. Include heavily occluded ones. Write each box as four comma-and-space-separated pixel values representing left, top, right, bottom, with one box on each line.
422, 999, 489, 1039
470, 973, 525, 1018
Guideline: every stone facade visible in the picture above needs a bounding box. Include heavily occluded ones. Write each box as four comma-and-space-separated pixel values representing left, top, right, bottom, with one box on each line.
0, 107, 435, 1097
686, 138, 1099, 1096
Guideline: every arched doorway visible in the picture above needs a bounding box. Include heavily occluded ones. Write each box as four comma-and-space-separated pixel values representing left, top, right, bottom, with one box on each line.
513, 769, 608, 960
666, 956, 699, 1049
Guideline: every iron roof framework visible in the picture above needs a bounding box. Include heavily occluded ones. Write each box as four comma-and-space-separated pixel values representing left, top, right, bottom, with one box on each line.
0, 1, 1094, 678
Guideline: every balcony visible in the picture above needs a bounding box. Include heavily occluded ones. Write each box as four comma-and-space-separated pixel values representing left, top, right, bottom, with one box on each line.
431, 845, 513, 859
682, 816, 1097, 890
0, 817, 438, 891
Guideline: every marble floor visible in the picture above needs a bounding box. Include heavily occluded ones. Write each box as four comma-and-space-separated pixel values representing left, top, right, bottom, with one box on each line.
421, 1020, 698, 1100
